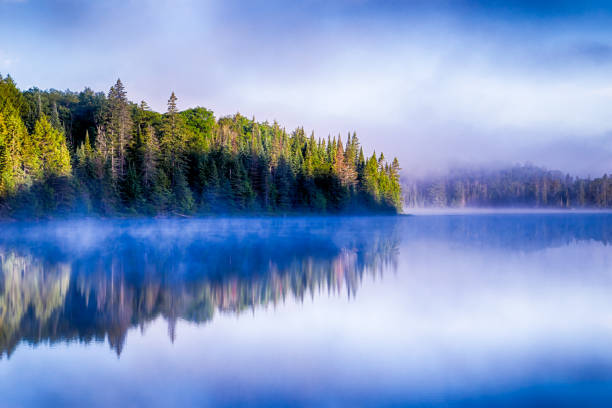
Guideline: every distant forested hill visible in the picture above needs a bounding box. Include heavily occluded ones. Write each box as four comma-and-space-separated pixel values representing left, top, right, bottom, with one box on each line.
403, 165, 612, 209
0, 75, 401, 217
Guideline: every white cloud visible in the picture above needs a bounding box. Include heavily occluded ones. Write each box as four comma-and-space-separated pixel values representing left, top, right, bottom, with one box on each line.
0, 50, 18, 69
3, 1, 612, 175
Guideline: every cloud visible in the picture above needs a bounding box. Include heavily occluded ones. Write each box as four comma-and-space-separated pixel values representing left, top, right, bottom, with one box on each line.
2, 0, 612, 175
571, 41, 612, 63
0, 50, 18, 69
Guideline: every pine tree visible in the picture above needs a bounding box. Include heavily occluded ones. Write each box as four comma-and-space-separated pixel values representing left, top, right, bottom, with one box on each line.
141, 124, 159, 190
36, 93, 43, 120
105, 79, 132, 180
335, 135, 357, 188
31, 116, 71, 177
75, 130, 95, 180
357, 147, 365, 181
160, 92, 193, 213
50, 101, 61, 130
364, 152, 380, 204
0, 111, 26, 196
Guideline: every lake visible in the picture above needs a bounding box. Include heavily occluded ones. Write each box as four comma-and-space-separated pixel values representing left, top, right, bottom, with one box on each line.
1, 214, 612, 407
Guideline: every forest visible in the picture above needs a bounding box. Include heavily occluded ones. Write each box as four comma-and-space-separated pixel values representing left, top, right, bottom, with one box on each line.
0, 75, 402, 217
404, 164, 612, 208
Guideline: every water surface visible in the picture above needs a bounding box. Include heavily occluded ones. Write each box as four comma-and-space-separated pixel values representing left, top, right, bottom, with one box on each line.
1, 214, 612, 406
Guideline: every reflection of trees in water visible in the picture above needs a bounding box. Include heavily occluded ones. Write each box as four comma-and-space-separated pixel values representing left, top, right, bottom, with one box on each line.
3, 214, 611, 358
403, 213, 612, 250
0, 218, 401, 358
0, 252, 70, 355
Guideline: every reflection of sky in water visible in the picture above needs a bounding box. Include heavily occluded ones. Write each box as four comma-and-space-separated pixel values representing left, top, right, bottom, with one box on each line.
2, 215, 612, 406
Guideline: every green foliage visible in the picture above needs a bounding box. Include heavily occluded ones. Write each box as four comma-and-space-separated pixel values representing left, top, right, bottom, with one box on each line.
0, 75, 26, 119
31, 116, 72, 178
0, 76, 403, 217
182, 107, 216, 151
0, 110, 26, 196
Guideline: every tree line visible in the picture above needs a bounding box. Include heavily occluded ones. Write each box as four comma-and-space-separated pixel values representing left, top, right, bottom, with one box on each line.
404, 164, 612, 208
0, 75, 402, 217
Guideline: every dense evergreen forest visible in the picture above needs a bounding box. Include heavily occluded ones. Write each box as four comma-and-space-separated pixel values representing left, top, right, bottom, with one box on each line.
404, 164, 612, 208
0, 75, 402, 217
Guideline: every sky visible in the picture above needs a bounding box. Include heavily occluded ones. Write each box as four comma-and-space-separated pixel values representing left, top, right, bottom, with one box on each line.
2, 0, 612, 176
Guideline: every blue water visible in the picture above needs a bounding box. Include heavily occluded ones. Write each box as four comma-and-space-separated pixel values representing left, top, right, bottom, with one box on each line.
1, 214, 612, 407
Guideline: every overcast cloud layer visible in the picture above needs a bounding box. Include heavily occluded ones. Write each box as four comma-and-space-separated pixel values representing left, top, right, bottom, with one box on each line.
2, 0, 612, 176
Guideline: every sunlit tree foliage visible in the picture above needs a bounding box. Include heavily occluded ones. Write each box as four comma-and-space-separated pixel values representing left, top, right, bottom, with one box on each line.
0, 75, 402, 216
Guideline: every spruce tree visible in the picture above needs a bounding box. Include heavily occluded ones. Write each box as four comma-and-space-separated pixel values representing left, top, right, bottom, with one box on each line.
161, 92, 193, 213
105, 79, 132, 180
32, 116, 71, 177
0, 111, 24, 196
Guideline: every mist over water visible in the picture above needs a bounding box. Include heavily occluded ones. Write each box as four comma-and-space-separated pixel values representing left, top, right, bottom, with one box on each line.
1, 215, 612, 406
0, 217, 401, 357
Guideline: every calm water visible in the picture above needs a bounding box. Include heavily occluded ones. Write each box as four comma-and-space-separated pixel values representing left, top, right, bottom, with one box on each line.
2, 214, 612, 407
